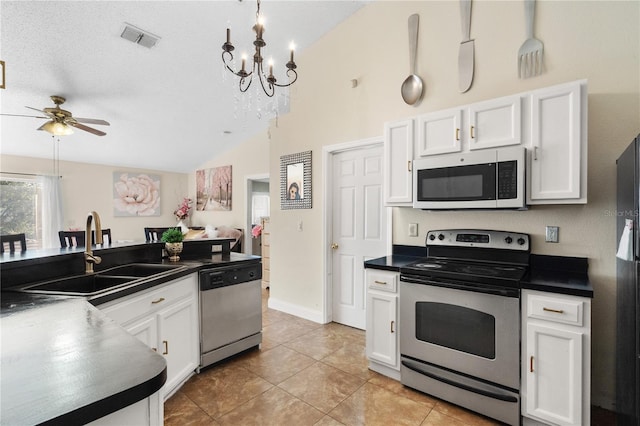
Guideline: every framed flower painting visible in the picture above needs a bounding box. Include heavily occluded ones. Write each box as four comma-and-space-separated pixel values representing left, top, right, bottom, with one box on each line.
113, 172, 161, 216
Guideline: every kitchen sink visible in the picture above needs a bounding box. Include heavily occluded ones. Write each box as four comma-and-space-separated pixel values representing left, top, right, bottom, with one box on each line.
20, 275, 136, 295
97, 263, 182, 277
16, 263, 186, 296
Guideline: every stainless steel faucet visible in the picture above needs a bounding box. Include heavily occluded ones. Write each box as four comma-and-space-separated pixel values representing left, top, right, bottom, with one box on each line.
84, 211, 103, 273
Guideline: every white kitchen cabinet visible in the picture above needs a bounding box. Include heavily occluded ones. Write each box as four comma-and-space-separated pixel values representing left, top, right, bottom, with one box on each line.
521, 290, 591, 426
468, 94, 522, 150
527, 80, 587, 204
99, 273, 199, 400
416, 107, 462, 156
365, 269, 399, 380
383, 118, 414, 206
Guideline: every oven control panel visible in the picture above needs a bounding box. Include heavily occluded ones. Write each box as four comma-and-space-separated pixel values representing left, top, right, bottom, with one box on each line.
426, 229, 530, 251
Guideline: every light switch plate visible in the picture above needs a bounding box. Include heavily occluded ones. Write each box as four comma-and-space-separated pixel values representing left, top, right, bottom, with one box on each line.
409, 223, 418, 237
545, 226, 559, 243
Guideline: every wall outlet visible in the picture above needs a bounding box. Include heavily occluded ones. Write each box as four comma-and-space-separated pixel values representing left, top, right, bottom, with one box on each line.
545, 226, 559, 243
297, 220, 303, 232
409, 223, 418, 237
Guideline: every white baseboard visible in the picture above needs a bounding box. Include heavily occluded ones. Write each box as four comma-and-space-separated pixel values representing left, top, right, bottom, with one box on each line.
267, 296, 325, 324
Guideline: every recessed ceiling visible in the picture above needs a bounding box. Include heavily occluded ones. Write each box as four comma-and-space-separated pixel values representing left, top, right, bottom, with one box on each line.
0, 1, 369, 173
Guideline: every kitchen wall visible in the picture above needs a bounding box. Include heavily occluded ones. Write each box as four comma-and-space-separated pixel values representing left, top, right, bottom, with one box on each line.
0, 154, 188, 242
256, 0, 639, 411
187, 130, 270, 231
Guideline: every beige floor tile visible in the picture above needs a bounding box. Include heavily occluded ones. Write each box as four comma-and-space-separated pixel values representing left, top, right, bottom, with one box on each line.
237, 344, 316, 384
279, 362, 366, 413
217, 386, 324, 426
263, 316, 321, 343
164, 391, 218, 426
284, 326, 355, 360
367, 371, 438, 408
314, 415, 347, 426
329, 382, 431, 426
432, 400, 502, 426
262, 307, 299, 326
421, 409, 469, 426
320, 339, 373, 380
179, 363, 273, 418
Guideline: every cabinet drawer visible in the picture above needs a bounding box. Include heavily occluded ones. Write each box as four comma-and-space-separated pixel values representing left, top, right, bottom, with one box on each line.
367, 270, 398, 293
101, 275, 196, 326
527, 294, 583, 326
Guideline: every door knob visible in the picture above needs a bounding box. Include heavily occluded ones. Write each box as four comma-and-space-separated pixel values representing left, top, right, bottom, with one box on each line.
331, 243, 339, 249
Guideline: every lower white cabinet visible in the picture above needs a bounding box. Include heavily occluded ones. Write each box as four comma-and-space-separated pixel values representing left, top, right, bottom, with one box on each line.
365, 269, 400, 380
99, 273, 199, 400
88, 392, 161, 426
521, 290, 591, 426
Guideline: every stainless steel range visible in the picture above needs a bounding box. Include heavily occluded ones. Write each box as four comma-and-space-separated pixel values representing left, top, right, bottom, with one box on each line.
399, 229, 530, 426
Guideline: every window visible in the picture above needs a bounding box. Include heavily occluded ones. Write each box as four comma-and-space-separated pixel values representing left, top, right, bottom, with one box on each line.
0, 176, 43, 249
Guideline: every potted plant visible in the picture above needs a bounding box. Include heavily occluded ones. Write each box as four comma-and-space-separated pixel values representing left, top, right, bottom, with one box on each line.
161, 228, 184, 261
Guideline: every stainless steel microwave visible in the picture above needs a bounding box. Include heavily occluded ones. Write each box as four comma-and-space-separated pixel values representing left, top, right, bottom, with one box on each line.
412, 146, 526, 209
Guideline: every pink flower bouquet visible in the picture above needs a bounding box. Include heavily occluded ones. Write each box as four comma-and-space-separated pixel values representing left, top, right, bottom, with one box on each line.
174, 197, 193, 221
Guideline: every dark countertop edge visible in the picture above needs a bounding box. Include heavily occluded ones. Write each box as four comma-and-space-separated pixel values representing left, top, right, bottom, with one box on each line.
364, 255, 422, 272
44, 363, 167, 426
1, 252, 259, 424
364, 251, 593, 298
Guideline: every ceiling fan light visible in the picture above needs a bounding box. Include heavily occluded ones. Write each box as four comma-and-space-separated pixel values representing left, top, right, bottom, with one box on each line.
42, 121, 74, 136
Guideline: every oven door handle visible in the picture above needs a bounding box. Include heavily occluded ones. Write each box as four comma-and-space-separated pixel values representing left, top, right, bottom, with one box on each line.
401, 358, 518, 403
400, 275, 519, 298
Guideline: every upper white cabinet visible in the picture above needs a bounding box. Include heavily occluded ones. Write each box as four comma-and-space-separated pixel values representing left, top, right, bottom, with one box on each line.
416, 107, 462, 156
468, 95, 522, 150
384, 119, 414, 206
527, 81, 586, 204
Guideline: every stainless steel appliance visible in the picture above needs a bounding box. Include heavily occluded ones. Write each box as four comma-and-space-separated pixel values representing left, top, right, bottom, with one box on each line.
412, 146, 525, 210
616, 134, 640, 426
199, 262, 262, 370
399, 229, 530, 426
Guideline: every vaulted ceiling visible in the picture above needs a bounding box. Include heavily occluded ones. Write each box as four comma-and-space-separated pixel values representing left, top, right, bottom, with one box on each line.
0, 1, 368, 172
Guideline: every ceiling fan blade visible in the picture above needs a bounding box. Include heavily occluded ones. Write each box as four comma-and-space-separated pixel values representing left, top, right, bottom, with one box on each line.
0, 113, 48, 119
68, 121, 107, 136
25, 106, 49, 114
74, 117, 110, 126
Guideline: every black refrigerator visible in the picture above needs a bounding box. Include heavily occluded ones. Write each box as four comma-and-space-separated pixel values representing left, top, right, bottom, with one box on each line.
616, 133, 640, 425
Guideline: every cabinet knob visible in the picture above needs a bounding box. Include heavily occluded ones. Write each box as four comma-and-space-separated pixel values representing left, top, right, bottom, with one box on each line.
455, 128, 460, 141
470, 125, 475, 139
374, 280, 387, 285
390, 320, 395, 333
151, 297, 165, 304
407, 161, 412, 172
542, 307, 564, 314
162, 340, 169, 355
530, 355, 534, 373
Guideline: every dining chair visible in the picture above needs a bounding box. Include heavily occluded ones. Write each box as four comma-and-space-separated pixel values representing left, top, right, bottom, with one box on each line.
144, 227, 174, 242
60, 229, 113, 247
59, 231, 87, 248
0, 233, 27, 253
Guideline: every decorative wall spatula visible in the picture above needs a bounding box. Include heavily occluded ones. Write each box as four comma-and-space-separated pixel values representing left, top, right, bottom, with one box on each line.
458, 0, 474, 93
517, 0, 544, 78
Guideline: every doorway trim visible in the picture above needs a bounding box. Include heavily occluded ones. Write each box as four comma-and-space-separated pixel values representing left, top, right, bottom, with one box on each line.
244, 173, 269, 254
322, 136, 392, 324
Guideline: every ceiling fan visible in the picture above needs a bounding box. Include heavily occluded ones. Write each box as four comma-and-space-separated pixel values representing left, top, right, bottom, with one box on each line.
1, 95, 110, 136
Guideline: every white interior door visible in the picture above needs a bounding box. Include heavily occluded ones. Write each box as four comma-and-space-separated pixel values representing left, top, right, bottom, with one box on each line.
331, 145, 387, 329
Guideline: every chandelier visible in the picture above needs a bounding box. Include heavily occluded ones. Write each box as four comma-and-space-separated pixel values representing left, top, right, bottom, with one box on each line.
222, 0, 298, 98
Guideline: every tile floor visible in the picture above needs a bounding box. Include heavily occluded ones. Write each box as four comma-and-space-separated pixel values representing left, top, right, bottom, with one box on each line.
164, 289, 615, 426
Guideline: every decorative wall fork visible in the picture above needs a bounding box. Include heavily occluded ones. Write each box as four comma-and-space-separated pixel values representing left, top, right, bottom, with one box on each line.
517, 0, 544, 78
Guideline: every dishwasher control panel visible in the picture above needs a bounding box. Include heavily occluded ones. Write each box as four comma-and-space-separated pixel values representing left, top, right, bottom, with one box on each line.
200, 263, 262, 291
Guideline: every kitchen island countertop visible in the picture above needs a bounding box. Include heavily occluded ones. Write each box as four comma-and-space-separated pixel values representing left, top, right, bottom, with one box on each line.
0, 245, 260, 425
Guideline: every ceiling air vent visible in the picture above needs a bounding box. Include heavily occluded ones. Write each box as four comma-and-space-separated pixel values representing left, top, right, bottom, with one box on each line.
120, 23, 160, 49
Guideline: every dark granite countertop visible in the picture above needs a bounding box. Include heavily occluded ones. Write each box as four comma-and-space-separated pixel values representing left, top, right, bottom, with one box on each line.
0, 294, 167, 425
0, 245, 260, 424
363, 247, 593, 298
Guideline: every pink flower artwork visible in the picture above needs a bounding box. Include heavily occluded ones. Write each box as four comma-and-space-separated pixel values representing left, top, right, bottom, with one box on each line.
113, 172, 161, 216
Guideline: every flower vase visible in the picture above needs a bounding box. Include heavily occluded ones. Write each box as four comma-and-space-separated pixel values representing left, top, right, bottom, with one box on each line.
177, 219, 189, 234
165, 242, 183, 262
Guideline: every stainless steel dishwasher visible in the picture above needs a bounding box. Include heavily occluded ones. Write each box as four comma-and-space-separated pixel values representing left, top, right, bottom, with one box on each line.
199, 261, 262, 370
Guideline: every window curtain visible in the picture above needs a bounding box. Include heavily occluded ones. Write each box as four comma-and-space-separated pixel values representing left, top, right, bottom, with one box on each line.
38, 175, 64, 248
